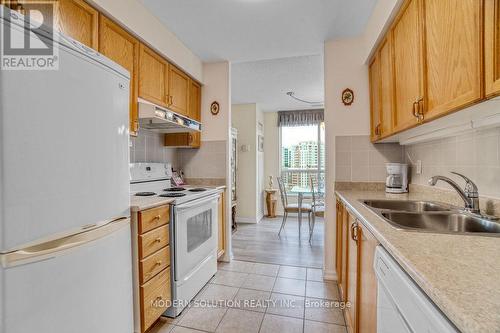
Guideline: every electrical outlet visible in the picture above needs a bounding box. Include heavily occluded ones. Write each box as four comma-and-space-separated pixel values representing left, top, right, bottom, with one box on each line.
416, 160, 422, 174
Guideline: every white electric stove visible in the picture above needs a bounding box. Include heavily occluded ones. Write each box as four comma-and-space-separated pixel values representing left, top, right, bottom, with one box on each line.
130, 163, 220, 318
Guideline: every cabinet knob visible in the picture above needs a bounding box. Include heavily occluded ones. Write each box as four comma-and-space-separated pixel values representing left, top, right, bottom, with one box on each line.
155, 237, 162, 243
154, 215, 161, 220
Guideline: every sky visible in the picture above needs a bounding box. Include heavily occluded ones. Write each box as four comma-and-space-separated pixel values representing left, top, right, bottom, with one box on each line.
281, 125, 319, 147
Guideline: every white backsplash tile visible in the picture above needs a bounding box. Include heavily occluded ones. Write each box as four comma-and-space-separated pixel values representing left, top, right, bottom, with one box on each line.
335, 135, 404, 183
404, 127, 500, 198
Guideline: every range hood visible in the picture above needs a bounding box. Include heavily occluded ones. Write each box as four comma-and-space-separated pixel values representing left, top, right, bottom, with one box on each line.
138, 98, 201, 133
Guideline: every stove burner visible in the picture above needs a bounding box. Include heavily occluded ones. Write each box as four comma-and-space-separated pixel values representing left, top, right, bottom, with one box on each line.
188, 188, 208, 192
159, 193, 187, 198
135, 192, 157, 197
164, 187, 186, 192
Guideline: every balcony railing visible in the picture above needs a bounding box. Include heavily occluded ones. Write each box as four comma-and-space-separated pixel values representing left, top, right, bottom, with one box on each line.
280, 169, 325, 195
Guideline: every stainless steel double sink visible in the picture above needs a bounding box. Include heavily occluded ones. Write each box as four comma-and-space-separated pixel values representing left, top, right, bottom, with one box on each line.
360, 199, 500, 236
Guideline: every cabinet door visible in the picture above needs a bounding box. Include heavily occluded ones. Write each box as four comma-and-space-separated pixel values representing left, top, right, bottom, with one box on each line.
379, 37, 394, 136
217, 191, 226, 259
335, 200, 344, 285
56, 0, 98, 49
345, 212, 359, 333
164, 132, 200, 148
392, 0, 424, 132
138, 44, 169, 108
99, 16, 139, 136
340, 205, 349, 302
423, 0, 483, 120
486, 0, 500, 97
358, 224, 379, 333
369, 55, 382, 142
169, 66, 190, 116
189, 80, 202, 121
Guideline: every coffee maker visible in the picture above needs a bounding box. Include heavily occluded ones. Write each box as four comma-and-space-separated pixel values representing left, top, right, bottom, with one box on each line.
385, 163, 408, 193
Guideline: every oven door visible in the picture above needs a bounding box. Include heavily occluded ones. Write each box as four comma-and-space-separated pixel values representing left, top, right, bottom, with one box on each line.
174, 194, 219, 281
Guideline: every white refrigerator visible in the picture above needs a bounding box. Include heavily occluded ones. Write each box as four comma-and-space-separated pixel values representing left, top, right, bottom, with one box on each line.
0, 7, 133, 333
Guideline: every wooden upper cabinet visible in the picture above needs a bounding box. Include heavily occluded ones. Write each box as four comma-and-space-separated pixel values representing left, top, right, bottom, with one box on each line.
138, 44, 169, 108
345, 212, 359, 333
5, 0, 99, 50
357, 224, 379, 333
169, 66, 190, 116
423, 0, 483, 121
189, 80, 202, 121
369, 55, 382, 142
486, 0, 500, 97
164, 132, 200, 148
98, 15, 140, 136
369, 37, 394, 142
379, 37, 393, 136
392, 0, 424, 133
56, 0, 98, 49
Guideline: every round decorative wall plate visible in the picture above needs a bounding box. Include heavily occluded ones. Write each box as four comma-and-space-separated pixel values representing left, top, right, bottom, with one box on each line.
210, 101, 220, 115
342, 88, 354, 106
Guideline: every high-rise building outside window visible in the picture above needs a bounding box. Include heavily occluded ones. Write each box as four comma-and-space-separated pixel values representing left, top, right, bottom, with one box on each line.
280, 123, 325, 193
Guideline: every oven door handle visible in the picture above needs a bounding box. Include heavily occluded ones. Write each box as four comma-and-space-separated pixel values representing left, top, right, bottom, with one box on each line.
175, 193, 220, 210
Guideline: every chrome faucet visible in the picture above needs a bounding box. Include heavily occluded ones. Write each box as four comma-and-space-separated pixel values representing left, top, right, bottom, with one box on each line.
428, 172, 480, 214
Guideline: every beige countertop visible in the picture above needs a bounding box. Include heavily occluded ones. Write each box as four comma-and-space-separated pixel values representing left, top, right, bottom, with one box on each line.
336, 190, 500, 333
130, 196, 175, 212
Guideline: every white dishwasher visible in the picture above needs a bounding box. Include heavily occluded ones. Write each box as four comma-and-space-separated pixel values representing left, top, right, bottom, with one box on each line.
374, 246, 458, 333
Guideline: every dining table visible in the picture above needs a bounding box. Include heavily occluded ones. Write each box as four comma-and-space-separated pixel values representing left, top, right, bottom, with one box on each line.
289, 186, 312, 238
289, 185, 325, 238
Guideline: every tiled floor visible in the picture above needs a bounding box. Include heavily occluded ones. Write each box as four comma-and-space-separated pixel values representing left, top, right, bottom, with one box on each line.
148, 260, 346, 333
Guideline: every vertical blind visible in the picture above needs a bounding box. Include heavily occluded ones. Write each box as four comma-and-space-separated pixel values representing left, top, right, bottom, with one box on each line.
277, 109, 324, 127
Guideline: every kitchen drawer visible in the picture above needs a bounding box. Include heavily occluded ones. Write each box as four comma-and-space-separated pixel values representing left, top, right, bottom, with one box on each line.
138, 205, 169, 234
139, 225, 169, 259
140, 267, 171, 332
139, 245, 170, 285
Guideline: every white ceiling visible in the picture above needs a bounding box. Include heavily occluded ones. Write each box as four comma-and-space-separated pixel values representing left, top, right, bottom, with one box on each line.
232, 55, 324, 112
139, 0, 377, 63
140, 0, 376, 112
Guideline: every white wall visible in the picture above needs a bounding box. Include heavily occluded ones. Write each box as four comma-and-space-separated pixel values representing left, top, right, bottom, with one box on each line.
323, 36, 371, 279
201, 62, 232, 142
233, 104, 258, 222
232, 103, 265, 223
263, 112, 284, 214
89, 0, 203, 81
200, 62, 232, 261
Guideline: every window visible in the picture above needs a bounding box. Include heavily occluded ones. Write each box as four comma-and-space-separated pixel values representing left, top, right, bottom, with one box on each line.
280, 123, 325, 194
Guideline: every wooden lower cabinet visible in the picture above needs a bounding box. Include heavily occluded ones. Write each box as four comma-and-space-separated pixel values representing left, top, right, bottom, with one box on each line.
340, 202, 349, 302
133, 205, 172, 333
345, 211, 359, 333
165, 132, 201, 148
335, 200, 344, 285
357, 223, 378, 333
336, 200, 380, 333
218, 190, 226, 259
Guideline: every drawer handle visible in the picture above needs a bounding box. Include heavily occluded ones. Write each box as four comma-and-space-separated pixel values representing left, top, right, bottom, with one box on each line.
155, 237, 162, 243
155, 260, 162, 266
153, 215, 161, 220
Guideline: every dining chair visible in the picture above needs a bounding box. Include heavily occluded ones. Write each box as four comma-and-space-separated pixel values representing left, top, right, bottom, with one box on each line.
277, 176, 312, 237
309, 174, 325, 243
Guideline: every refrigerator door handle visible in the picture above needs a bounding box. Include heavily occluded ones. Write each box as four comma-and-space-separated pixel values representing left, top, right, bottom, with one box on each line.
0, 217, 130, 268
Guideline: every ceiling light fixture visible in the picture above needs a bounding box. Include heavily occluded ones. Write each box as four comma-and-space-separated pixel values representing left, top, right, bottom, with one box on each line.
286, 91, 324, 107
